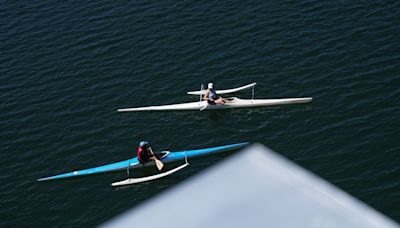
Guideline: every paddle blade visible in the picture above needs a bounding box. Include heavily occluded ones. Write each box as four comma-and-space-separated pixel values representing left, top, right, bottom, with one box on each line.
200, 103, 208, 111
155, 159, 164, 170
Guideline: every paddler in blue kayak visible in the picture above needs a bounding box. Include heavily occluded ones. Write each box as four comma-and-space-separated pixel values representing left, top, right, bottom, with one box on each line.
203, 83, 227, 105
137, 141, 156, 164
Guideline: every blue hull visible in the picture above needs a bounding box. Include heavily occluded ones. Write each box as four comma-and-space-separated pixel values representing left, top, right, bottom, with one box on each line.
38, 142, 249, 181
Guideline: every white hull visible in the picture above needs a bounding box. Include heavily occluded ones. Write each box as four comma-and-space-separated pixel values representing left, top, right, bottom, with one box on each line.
117, 97, 313, 112
187, 82, 257, 95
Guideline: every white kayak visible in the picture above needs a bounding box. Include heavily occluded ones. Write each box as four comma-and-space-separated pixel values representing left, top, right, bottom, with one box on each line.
187, 82, 257, 95
117, 97, 313, 112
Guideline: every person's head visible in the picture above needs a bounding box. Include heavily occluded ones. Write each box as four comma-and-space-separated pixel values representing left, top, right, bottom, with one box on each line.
139, 141, 148, 149
208, 83, 213, 89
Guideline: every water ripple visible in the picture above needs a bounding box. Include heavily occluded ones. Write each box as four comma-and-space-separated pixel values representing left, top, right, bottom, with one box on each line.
1, 0, 400, 226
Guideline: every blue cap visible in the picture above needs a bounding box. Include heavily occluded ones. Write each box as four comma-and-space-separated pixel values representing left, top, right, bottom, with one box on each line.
139, 141, 148, 148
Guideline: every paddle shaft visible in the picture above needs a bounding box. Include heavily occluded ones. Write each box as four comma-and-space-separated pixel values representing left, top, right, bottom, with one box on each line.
149, 147, 164, 170
200, 85, 209, 111
200, 84, 204, 101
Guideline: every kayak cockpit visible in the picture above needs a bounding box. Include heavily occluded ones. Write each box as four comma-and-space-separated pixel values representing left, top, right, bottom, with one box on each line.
155, 151, 169, 160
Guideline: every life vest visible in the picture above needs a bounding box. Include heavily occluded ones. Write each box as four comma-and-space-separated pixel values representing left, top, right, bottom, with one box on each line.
209, 88, 218, 100
137, 146, 152, 163
137, 147, 143, 162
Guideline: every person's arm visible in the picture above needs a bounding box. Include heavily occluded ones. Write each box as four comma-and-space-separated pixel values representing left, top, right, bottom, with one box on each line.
149, 147, 164, 170
148, 147, 156, 160
203, 90, 209, 101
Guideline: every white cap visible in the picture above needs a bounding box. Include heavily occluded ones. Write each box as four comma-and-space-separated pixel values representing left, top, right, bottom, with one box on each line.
208, 83, 213, 89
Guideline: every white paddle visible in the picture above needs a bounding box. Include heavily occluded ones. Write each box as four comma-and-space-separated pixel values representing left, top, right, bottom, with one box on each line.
199, 84, 204, 101
199, 84, 208, 111
200, 103, 208, 111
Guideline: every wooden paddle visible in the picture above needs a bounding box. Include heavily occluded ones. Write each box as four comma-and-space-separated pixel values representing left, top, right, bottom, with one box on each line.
149, 147, 164, 170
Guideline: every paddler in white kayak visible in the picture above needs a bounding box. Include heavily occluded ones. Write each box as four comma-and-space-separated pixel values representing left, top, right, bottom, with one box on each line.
203, 83, 228, 105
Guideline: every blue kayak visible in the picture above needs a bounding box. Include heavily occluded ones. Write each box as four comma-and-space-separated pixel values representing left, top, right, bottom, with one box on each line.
38, 142, 249, 181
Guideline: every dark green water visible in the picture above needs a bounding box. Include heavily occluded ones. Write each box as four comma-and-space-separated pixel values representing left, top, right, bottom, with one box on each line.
1, 1, 399, 226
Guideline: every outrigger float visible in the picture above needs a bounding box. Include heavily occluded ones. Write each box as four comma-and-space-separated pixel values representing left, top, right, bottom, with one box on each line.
117, 82, 313, 112
38, 142, 249, 186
